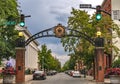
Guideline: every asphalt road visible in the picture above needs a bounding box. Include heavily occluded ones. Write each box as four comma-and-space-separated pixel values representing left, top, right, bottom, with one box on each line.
29, 72, 95, 84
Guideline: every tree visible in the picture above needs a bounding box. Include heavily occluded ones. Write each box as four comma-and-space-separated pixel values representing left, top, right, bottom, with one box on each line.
112, 57, 120, 68
0, 0, 19, 63
61, 8, 120, 69
38, 44, 61, 71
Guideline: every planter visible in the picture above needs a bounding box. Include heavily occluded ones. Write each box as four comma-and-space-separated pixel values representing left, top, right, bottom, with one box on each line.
109, 75, 120, 83
3, 75, 14, 84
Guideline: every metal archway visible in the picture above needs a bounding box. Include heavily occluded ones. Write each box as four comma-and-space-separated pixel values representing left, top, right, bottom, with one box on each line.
25, 24, 95, 46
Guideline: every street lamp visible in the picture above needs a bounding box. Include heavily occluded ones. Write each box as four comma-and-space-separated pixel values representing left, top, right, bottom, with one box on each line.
95, 31, 104, 47
18, 32, 24, 37
96, 31, 101, 37
16, 32, 25, 47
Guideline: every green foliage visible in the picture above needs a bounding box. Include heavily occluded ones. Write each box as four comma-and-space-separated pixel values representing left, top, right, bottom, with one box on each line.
0, 0, 19, 18
62, 8, 120, 69
38, 44, 61, 71
112, 58, 120, 68
62, 60, 69, 71
0, 0, 19, 63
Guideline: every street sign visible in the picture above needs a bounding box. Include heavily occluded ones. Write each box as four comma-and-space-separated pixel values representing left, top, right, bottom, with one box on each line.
80, 4, 92, 8
6, 21, 16, 25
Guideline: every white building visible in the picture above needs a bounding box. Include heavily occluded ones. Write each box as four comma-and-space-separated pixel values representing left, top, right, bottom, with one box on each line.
111, 0, 120, 60
16, 26, 39, 70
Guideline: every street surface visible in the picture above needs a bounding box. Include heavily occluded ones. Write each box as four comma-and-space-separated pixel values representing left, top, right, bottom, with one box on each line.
29, 72, 95, 84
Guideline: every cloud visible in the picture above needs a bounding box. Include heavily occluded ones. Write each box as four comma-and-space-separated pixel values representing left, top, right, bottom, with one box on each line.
39, 42, 69, 56
50, 10, 69, 24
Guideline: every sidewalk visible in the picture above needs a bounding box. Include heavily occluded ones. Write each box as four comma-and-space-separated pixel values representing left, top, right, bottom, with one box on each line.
0, 75, 33, 84
80, 75, 111, 84
85, 75, 111, 84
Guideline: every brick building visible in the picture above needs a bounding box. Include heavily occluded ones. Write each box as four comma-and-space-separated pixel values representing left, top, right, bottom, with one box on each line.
101, 0, 120, 69
101, 0, 112, 69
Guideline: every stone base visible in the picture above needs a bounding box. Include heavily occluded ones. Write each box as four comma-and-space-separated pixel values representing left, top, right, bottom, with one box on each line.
3, 75, 14, 84
110, 75, 120, 84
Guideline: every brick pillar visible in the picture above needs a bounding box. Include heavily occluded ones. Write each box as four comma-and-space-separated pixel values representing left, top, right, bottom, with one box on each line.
15, 47, 25, 84
94, 49, 98, 81
95, 47, 104, 82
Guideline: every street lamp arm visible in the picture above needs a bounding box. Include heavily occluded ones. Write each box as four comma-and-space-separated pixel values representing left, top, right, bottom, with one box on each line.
86, 7, 111, 16
101, 9, 111, 16
79, 4, 111, 16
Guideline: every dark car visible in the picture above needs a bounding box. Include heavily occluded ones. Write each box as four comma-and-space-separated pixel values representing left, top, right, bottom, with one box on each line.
33, 71, 46, 80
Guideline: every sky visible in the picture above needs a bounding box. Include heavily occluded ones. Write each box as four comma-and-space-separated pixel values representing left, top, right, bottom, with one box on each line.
18, 0, 104, 66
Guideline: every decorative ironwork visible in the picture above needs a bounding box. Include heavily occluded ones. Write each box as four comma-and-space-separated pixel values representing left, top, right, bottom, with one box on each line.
25, 27, 56, 46
25, 24, 95, 46
54, 24, 65, 38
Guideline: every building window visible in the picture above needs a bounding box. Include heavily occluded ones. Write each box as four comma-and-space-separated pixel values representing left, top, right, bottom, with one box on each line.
112, 10, 120, 20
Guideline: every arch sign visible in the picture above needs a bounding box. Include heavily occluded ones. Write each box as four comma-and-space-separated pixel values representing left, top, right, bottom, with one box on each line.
25, 24, 95, 46
54, 24, 65, 38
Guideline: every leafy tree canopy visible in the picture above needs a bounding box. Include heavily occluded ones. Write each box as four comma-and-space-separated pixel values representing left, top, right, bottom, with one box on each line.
62, 8, 120, 69
0, 0, 19, 63
38, 44, 61, 71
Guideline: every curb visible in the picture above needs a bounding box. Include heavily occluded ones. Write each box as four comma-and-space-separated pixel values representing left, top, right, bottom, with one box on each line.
85, 76, 111, 84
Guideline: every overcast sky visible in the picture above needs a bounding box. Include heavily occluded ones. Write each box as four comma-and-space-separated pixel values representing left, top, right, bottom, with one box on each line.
18, 0, 104, 66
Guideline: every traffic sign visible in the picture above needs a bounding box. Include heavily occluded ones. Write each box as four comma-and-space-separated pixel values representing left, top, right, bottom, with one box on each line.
80, 4, 92, 8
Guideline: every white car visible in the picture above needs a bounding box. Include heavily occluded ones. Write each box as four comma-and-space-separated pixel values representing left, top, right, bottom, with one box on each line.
72, 71, 81, 77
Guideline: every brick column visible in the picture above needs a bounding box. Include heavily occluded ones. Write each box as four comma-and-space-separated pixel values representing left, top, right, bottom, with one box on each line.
94, 50, 98, 80
15, 47, 26, 84
95, 47, 104, 82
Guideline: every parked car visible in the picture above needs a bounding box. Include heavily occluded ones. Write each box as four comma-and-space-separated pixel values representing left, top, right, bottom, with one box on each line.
47, 70, 57, 76
70, 70, 74, 76
46, 71, 53, 76
33, 71, 46, 80
72, 71, 81, 77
